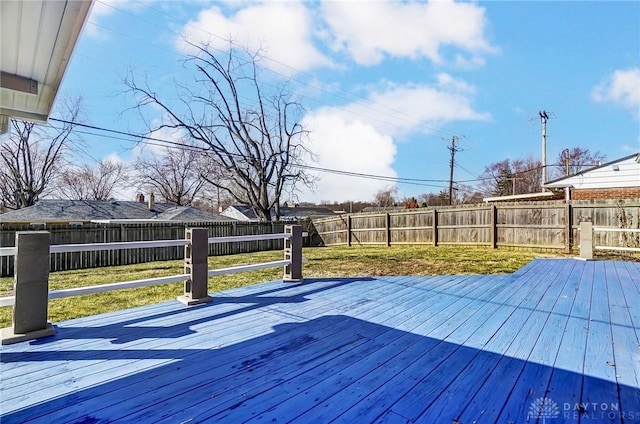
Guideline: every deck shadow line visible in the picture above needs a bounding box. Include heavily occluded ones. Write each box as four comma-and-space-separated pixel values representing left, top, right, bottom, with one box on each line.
20, 278, 371, 345
1, 315, 637, 423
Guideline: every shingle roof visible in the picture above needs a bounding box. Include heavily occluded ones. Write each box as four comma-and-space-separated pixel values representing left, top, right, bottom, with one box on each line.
0, 199, 233, 223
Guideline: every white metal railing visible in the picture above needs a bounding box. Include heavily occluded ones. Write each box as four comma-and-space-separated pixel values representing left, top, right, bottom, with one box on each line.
0, 231, 302, 307
0, 233, 303, 257
0, 247, 16, 257
49, 239, 189, 253
578, 222, 640, 259
0, 226, 305, 344
593, 226, 640, 253
0, 273, 192, 308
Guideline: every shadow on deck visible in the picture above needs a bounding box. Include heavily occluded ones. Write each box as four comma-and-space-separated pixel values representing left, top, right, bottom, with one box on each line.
1, 259, 639, 423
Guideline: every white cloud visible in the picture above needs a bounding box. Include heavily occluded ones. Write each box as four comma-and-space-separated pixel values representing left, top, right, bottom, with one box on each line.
297, 74, 488, 202
103, 152, 128, 165
592, 67, 640, 118
314, 74, 490, 139
131, 122, 188, 159
299, 112, 397, 203
321, 0, 495, 66
176, 3, 332, 75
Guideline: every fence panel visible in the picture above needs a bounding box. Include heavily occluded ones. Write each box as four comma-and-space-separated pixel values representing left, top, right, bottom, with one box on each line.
312, 215, 349, 246
313, 199, 640, 252
437, 207, 491, 246
497, 202, 566, 249
390, 211, 433, 244
351, 214, 387, 245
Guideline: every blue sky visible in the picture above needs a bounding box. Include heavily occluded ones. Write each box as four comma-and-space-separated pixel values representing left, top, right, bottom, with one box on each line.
57, 0, 640, 203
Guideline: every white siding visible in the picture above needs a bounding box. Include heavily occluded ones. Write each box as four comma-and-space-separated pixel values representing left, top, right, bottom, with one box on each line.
545, 155, 640, 189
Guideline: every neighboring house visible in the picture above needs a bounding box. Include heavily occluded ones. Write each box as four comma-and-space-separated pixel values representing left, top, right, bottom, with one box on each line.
482, 191, 562, 203
0, 196, 234, 224
543, 152, 640, 200
221, 205, 336, 222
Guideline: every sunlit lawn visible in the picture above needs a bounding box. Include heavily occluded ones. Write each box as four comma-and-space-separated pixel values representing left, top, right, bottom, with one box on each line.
0, 245, 560, 327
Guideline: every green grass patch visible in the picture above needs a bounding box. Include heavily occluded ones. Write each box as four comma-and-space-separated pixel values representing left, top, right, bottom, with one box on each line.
0, 245, 556, 327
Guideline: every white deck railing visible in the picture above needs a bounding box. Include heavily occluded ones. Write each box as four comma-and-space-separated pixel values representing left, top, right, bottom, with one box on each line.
578, 222, 640, 259
0, 226, 305, 345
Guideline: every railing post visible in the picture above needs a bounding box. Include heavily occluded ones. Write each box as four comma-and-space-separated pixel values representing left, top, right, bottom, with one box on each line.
1, 231, 55, 345
579, 221, 593, 260
177, 228, 213, 305
284, 225, 303, 283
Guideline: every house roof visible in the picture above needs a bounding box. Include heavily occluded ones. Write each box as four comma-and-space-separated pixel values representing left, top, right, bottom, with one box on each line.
1, 1, 94, 132
361, 206, 407, 213
0, 199, 234, 223
222, 205, 336, 221
482, 191, 562, 203
543, 152, 640, 190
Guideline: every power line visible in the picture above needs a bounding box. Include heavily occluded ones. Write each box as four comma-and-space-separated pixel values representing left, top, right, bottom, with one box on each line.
48, 118, 450, 189
49, 118, 578, 189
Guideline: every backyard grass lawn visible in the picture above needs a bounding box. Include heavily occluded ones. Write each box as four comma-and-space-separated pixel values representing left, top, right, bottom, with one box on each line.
0, 245, 558, 327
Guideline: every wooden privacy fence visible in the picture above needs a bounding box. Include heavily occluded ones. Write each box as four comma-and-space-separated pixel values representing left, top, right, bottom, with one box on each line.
0, 220, 313, 277
312, 199, 640, 253
0, 225, 304, 345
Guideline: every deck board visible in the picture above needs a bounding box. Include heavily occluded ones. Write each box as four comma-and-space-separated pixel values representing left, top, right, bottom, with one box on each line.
1, 258, 639, 424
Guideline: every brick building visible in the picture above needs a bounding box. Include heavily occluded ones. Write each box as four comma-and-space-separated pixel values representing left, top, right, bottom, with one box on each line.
544, 152, 640, 200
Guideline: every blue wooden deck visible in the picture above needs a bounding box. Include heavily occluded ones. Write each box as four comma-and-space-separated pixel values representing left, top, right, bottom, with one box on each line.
1, 258, 639, 423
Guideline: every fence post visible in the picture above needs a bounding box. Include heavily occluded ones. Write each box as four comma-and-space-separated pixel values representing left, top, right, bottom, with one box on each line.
1, 231, 55, 345
433, 209, 439, 247
385, 213, 391, 247
284, 225, 303, 283
347, 215, 352, 247
565, 202, 573, 254
177, 228, 213, 305
579, 221, 593, 260
490, 204, 497, 249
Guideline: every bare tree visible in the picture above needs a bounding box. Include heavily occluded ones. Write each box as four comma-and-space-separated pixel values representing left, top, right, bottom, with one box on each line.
551, 147, 606, 179
456, 184, 484, 204
374, 186, 398, 207
479, 156, 542, 197
133, 146, 219, 206
125, 42, 314, 221
0, 98, 81, 210
479, 159, 513, 197
511, 156, 542, 194
57, 158, 128, 201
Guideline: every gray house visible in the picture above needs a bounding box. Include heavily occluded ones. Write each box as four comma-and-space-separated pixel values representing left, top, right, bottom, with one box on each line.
0, 196, 233, 224
221, 205, 336, 222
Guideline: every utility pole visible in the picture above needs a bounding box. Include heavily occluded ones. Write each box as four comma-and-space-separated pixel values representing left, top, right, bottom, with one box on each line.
562, 148, 570, 176
447, 136, 462, 206
539, 110, 549, 189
